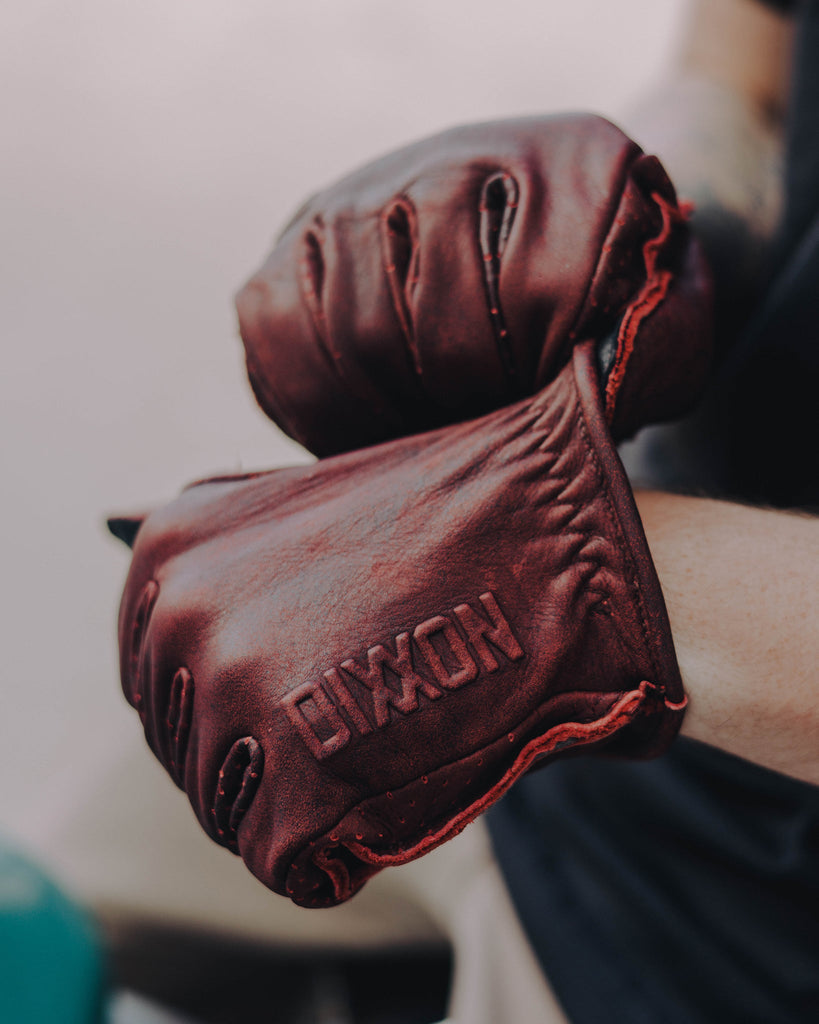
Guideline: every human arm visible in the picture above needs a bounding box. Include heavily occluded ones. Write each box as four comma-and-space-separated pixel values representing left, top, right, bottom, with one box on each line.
637, 490, 819, 785
621, 1, 817, 786
677, 0, 793, 119
621, 0, 795, 343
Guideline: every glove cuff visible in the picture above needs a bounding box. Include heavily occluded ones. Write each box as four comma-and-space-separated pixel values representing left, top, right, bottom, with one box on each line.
573, 339, 687, 757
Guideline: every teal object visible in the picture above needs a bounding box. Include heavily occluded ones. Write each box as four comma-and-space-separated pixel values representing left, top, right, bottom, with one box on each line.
0, 838, 107, 1023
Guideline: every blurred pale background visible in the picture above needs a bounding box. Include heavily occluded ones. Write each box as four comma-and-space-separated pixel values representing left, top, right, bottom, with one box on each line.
1, 0, 685, 948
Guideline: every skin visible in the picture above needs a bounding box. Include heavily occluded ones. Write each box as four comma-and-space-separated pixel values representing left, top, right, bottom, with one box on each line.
622, 0, 795, 342
638, 491, 819, 786
628, 3, 817, 786
677, 0, 794, 120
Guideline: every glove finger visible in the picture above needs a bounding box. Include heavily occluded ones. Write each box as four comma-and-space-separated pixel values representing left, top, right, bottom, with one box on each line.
135, 578, 268, 848
237, 238, 350, 454
237, 114, 709, 456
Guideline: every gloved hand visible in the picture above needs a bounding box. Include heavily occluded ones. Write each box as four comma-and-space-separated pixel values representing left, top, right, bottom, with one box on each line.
237, 114, 712, 456
112, 340, 685, 908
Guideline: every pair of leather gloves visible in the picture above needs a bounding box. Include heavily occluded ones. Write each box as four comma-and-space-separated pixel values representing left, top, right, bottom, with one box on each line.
112, 114, 713, 908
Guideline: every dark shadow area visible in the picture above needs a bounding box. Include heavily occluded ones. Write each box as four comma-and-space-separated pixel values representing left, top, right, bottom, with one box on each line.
102, 915, 452, 1024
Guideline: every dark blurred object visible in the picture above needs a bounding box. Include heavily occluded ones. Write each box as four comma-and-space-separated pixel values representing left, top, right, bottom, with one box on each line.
102, 914, 451, 1024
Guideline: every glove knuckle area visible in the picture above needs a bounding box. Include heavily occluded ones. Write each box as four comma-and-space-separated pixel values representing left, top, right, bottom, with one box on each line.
118, 577, 159, 714
238, 113, 668, 457
207, 736, 264, 854
170, 671, 269, 856
120, 534, 232, 789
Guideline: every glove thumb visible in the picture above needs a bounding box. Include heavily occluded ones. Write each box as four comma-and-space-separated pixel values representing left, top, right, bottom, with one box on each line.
106, 513, 148, 549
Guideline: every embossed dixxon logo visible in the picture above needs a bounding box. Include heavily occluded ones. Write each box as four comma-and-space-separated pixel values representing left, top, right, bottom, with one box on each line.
281, 592, 524, 761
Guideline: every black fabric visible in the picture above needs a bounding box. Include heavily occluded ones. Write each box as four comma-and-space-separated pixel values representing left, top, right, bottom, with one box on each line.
778, 1, 819, 254
760, 0, 798, 12
488, 3, 819, 1019
491, 746, 819, 1023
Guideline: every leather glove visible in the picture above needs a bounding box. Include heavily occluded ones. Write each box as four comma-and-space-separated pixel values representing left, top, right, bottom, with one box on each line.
112, 340, 686, 908
236, 114, 712, 456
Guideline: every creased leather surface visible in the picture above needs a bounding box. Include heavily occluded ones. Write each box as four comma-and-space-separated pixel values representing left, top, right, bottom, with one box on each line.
237, 114, 712, 456
117, 343, 684, 907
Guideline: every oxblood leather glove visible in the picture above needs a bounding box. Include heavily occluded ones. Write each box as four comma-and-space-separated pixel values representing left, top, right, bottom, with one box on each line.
237, 114, 712, 456
113, 341, 686, 908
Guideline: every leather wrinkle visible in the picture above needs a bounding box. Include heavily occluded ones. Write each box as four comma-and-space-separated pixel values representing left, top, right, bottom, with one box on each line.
298, 215, 345, 376
585, 422, 643, 627
301, 209, 408, 432
278, 378, 639, 901
211, 735, 264, 853
560, 148, 645, 376
300, 225, 328, 346
478, 168, 520, 388
380, 194, 421, 376
143, 619, 186, 786
129, 579, 159, 711
140, 595, 173, 762
572, 363, 660, 687
166, 666, 194, 790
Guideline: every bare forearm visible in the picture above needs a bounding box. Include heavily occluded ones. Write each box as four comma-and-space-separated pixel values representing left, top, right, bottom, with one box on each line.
636, 491, 819, 785
620, 0, 795, 343
678, 0, 794, 118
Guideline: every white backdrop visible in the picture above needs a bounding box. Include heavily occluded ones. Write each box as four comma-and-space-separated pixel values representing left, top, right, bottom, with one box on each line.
0, 0, 685, 943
